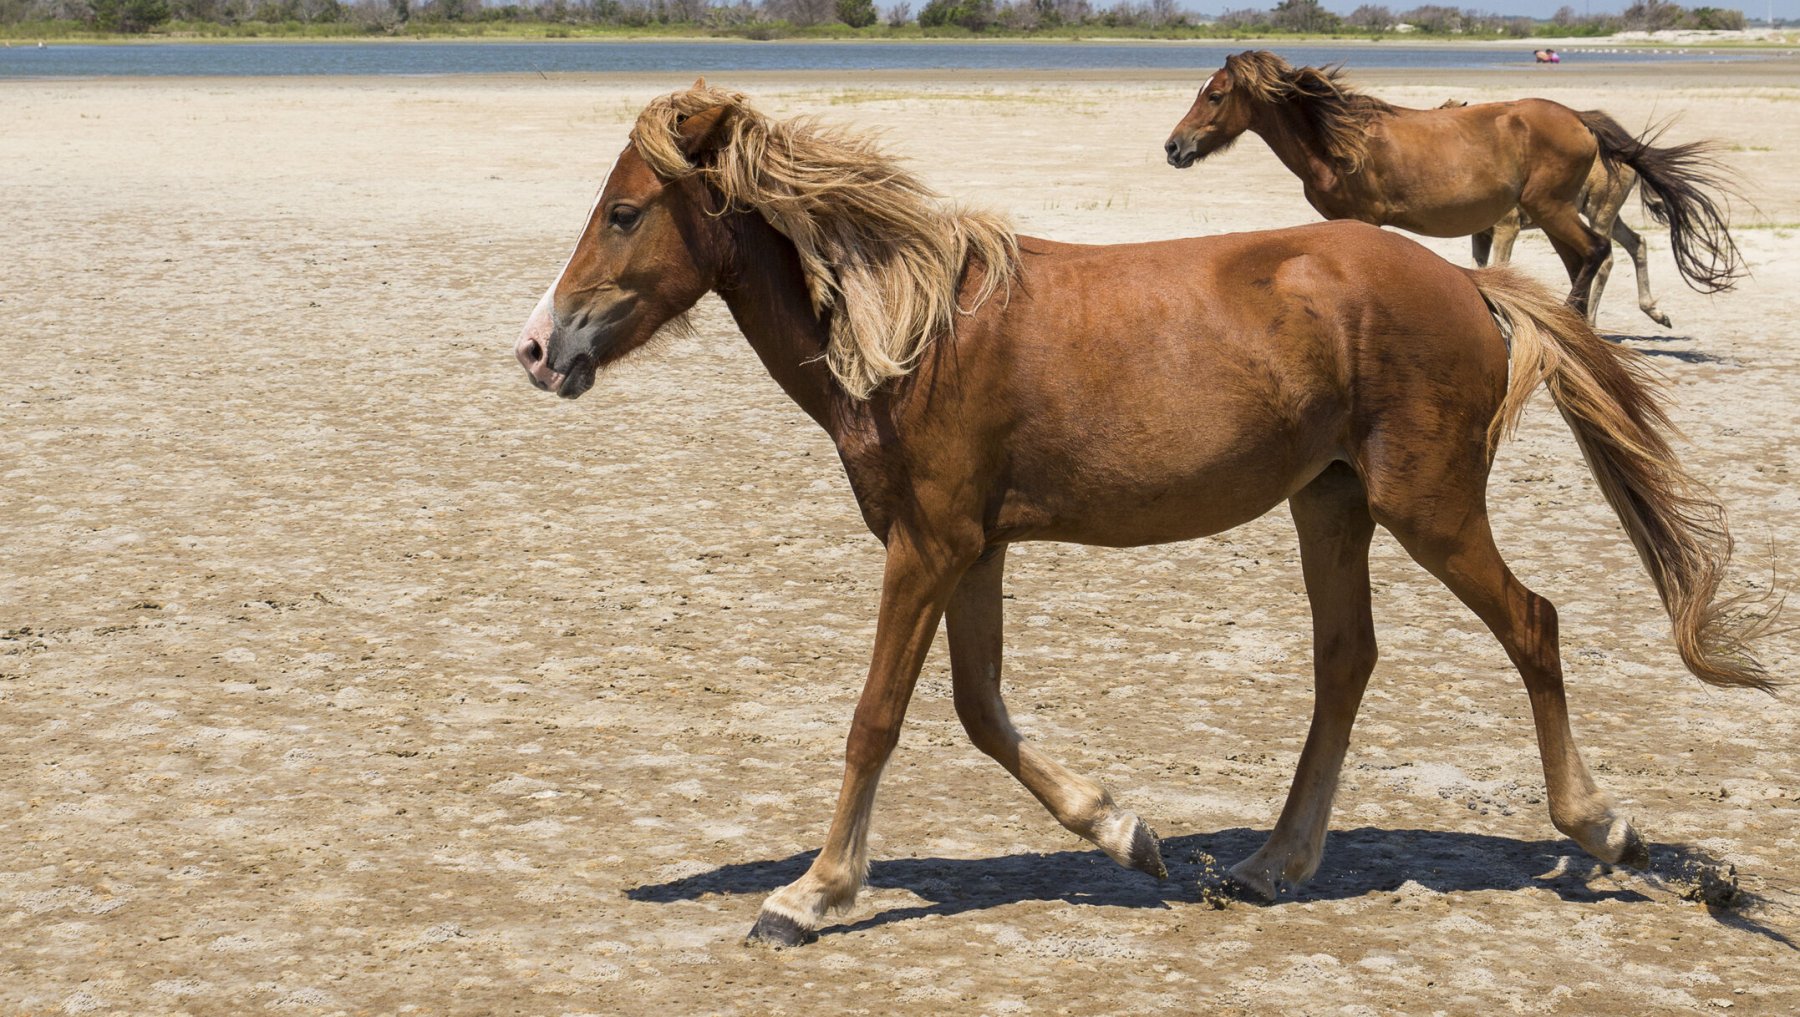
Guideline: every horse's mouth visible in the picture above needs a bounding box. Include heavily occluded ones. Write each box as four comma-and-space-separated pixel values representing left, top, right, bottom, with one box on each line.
555, 354, 597, 400
1168, 150, 1200, 170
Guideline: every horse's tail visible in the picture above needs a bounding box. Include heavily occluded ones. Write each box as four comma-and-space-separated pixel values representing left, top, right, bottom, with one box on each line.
1578, 109, 1743, 293
1474, 266, 1777, 692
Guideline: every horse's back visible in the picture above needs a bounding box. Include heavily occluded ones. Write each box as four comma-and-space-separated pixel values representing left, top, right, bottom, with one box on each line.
1402, 97, 1596, 158
1005, 222, 1501, 370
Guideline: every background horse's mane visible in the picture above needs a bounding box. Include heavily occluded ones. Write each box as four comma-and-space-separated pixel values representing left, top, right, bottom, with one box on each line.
1226, 51, 1394, 173
632, 84, 1018, 401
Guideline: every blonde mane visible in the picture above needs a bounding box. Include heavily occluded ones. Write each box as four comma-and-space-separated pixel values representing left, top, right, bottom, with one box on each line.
631, 84, 1019, 401
1225, 51, 1394, 174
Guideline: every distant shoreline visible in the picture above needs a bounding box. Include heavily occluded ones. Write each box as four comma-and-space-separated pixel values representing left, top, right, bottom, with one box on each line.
3, 33, 1798, 50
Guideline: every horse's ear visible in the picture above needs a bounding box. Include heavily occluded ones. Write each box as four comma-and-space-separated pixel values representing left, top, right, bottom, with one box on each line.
676, 104, 733, 159
692, 76, 707, 90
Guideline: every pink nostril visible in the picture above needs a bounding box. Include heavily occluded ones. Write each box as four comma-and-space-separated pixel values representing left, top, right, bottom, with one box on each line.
517, 293, 564, 391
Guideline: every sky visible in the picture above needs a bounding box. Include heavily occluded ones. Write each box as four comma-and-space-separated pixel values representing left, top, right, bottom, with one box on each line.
1188, 0, 1797, 20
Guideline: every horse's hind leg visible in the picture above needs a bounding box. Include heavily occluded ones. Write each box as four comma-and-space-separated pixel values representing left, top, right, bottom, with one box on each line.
947, 545, 1166, 879
1613, 219, 1672, 328
1375, 498, 1650, 870
1531, 202, 1610, 318
1229, 463, 1378, 900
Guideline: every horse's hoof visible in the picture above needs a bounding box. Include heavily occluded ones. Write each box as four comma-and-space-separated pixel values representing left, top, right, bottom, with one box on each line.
1655, 313, 1673, 329
1128, 819, 1168, 881
1224, 860, 1281, 903
1616, 825, 1651, 870
744, 910, 815, 949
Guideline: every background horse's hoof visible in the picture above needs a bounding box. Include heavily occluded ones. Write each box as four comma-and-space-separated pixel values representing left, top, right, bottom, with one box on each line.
745, 910, 815, 949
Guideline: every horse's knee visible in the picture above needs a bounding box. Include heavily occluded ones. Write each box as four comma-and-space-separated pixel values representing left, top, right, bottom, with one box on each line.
844, 717, 903, 772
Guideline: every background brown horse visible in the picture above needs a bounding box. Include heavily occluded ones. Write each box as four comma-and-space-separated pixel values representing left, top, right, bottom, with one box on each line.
1164, 51, 1743, 317
515, 84, 1771, 947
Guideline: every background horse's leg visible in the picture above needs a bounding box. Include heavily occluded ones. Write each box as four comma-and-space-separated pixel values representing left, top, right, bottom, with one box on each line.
747, 534, 972, 947
1612, 219, 1672, 327
1228, 464, 1378, 900
1472, 228, 1495, 268
946, 545, 1166, 879
1378, 502, 1649, 871
1487, 212, 1522, 267
1583, 185, 1628, 325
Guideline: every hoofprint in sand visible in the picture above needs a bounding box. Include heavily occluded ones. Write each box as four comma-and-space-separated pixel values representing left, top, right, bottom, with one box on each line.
3, 63, 1798, 1015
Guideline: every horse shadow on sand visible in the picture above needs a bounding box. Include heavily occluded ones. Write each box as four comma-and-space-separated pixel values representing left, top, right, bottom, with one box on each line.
1602, 331, 1738, 366
627, 827, 1795, 947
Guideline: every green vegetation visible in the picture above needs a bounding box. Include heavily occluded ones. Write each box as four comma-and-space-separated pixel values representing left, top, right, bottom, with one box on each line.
0, 0, 1758, 41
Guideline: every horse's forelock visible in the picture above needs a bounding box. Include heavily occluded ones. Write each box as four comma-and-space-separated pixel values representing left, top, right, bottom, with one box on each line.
630, 84, 751, 180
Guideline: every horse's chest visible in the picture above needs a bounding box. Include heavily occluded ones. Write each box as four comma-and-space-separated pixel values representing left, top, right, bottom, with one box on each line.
1304, 181, 1388, 227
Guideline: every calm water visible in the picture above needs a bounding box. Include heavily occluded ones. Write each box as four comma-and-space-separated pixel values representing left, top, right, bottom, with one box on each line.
0, 40, 1764, 79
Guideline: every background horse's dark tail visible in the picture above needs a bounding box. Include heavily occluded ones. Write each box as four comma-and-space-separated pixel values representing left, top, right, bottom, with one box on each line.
1579, 110, 1744, 293
1475, 267, 1778, 692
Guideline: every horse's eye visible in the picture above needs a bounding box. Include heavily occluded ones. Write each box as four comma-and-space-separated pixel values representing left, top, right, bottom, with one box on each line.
1208, 92, 1225, 105
609, 205, 641, 230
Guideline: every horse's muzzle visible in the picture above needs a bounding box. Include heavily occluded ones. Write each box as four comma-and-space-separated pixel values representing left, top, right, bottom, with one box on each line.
516, 297, 601, 399
515, 333, 566, 394
1164, 137, 1200, 169
515, 295, 569, 394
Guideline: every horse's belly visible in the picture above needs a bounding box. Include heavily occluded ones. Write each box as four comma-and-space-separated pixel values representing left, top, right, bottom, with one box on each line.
995, 446, 1330, 548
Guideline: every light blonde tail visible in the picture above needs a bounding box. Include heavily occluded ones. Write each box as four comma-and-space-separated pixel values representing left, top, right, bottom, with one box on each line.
1474, 267, 1777, 692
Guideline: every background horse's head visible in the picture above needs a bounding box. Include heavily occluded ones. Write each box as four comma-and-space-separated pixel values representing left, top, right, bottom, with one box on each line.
514, 87, 736, 400
1165, 52, 1385, 175
1163, 52, 1266, 168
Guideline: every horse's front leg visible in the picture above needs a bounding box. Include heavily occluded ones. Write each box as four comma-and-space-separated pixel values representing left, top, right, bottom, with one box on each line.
746, 532, 972, 947
948, 545, 1165, 878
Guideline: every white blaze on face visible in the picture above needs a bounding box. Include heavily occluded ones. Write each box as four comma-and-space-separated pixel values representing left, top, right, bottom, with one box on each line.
1201, 71, 1220, 97
517, 169, 616, 353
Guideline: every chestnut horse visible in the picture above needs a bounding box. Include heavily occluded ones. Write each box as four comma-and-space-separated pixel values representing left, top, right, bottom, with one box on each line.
1164, 51, 1742, 317
513, 85, 1771, 947
1440, 99, 1673, 328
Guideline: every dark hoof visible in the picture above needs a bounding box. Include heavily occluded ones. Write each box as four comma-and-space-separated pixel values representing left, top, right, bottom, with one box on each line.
1221, 874, 1280, 904
1129, 820, 1168, 881
745, 910, 815, 949
1616, 826, 1651, 870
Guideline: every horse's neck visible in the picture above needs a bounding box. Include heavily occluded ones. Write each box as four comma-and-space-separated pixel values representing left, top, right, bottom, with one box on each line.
1250, 101, 1342, 195
716, 213, 847, 435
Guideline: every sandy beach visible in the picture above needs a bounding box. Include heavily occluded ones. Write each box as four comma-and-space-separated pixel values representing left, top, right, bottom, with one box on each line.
4, 58, 1799, 1015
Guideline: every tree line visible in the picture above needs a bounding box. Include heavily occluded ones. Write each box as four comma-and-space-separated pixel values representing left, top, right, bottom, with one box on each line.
0, 0, 1750, 37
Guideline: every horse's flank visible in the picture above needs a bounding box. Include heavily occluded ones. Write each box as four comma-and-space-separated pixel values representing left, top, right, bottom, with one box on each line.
630, 84, 1018, 401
